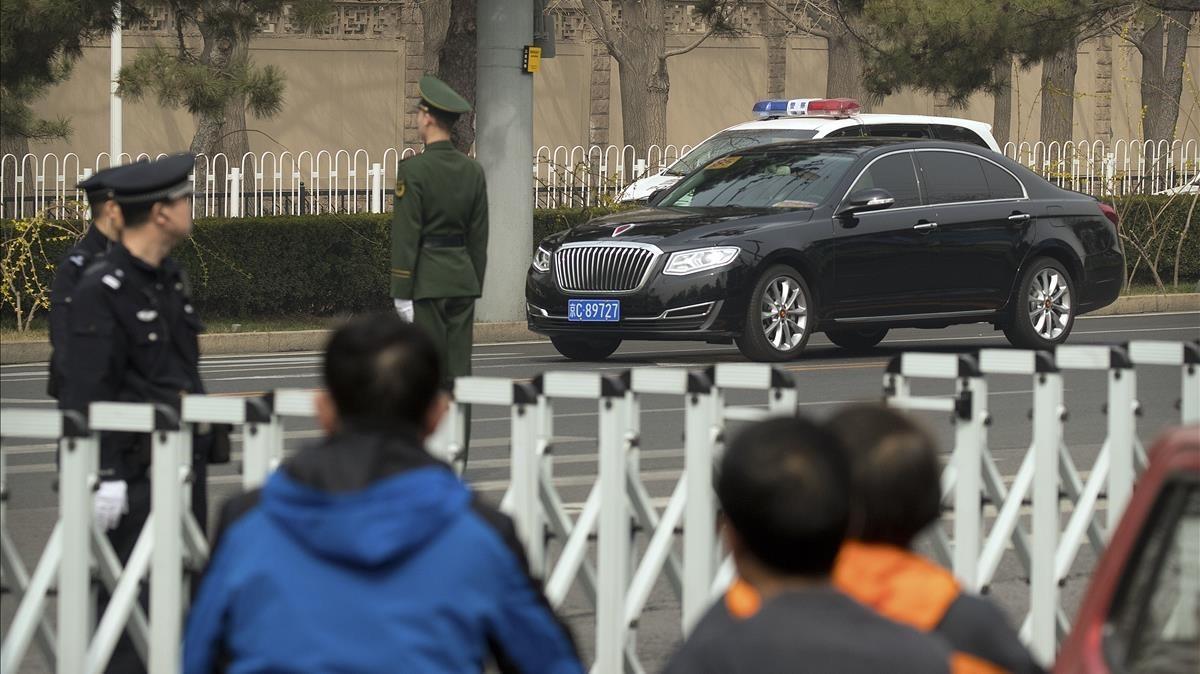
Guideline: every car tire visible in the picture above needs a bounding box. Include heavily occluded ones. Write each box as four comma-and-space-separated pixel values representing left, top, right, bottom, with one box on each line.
550, 335, 622, 361
735, 265, 815, 362
825, 328, 888, 351
1003, 257, 1076, 350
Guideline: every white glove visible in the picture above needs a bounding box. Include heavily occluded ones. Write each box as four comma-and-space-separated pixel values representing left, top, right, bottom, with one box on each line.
394, 298, 414, 322
94, 480, 129, 531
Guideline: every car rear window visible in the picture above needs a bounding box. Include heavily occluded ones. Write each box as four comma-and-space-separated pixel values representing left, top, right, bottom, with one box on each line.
933, 124, 990, 148
915, 151, 990, 204
848, 153, 922, 208
659, 149, 858, 209
865, 124, 933, 139
980, 160, 1024, 199
666, 129, 819, 176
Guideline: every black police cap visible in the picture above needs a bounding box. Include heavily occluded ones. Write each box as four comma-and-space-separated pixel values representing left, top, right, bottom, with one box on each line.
76, 164, 133, 205
107, 153, 196, 206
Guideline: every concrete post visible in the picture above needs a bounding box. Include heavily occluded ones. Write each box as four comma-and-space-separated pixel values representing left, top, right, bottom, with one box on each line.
476, 0, 534, 322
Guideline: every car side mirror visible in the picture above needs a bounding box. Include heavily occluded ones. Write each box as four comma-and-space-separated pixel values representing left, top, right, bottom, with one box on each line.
838, 188, 895, 217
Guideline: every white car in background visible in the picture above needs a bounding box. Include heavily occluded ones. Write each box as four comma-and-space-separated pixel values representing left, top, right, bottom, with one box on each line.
619, 98, 1001, 202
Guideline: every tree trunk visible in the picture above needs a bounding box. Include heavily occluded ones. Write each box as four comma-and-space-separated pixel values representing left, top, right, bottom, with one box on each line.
616, 0, 669, 151
421, 0, 451, 75
439, 0, 477, 154
190, 33, 249, 205
1138, 9, 1193, 145
1039, 42, 1078, 148
992, 59, 1013, 150
825, 27, 871, 109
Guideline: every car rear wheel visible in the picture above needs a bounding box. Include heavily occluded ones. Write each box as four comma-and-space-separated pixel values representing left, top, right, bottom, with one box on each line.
550, 335, 622, 361
825, 328, 888, 351
1003, 257, 1076, 349
735, 265, 814, 362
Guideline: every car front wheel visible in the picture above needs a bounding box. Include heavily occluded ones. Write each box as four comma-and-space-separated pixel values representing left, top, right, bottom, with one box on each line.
735, 265, 815, 362
550, 335, 622, 361
1003, 257, 1076, 349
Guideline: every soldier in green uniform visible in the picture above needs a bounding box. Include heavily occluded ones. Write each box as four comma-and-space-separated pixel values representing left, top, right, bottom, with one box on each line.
392, 75, 488, 452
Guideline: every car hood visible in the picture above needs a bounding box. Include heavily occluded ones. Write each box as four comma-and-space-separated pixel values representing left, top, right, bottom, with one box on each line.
618, 173, 681, 202
561, 207, 812, 247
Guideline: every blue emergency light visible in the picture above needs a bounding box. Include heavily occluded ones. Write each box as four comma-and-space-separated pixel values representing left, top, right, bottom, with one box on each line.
752, 100, 790, 118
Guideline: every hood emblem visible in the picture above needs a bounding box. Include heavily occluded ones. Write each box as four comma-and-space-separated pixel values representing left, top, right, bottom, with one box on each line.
612, 224, 635, 237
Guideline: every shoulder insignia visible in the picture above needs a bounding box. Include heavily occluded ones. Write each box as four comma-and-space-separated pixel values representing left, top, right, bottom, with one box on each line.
395, 178, 405, 200
136, 309, 158, 322
69, 254, 87, 267
101, 274, 122, 291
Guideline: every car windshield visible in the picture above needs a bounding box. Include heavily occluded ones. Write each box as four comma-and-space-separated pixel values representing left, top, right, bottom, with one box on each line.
665, 129, 819, 176
657, 148, 858, 209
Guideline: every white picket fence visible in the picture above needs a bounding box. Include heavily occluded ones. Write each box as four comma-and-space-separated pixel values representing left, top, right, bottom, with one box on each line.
1, 139, 1196, 219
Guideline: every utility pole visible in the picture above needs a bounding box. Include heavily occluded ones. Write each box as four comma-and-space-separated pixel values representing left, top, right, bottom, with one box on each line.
110, 2, 123, 166
475, 0, 534, 322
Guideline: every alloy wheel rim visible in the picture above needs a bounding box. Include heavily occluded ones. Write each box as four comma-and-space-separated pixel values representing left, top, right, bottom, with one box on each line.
1027, 269, 1071, 340
761, 276, 808, 351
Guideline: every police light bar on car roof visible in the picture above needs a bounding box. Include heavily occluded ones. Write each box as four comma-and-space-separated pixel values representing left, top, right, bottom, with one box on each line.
752, 98, 862, 119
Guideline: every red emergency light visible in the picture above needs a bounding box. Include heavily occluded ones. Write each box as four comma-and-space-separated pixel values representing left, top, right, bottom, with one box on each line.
786, 98, 861, 117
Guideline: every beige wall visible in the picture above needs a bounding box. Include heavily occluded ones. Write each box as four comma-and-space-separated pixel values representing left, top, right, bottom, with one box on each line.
25, 32, 1200, 159
30, 35, 406, 160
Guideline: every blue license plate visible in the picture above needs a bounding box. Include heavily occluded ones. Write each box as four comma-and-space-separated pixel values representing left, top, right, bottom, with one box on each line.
568, 299, 621, 322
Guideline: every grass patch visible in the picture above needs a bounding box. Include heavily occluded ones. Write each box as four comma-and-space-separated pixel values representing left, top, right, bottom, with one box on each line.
1123, 282, 1199, 295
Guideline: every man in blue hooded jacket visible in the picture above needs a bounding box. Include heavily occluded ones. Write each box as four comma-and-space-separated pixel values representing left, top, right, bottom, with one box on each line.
183, 314, 581, 673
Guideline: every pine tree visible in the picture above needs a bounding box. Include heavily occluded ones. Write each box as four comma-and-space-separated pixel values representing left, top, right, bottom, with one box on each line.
116, 0, 332, 165
0, 0, 122, 157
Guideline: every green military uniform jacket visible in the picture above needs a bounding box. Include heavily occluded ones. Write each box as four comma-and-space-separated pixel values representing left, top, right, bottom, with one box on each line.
391, 141, 489, 299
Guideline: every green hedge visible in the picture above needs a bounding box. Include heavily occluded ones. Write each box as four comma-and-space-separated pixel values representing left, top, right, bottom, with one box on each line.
1109, 195, 1200, 285
1, 207, 622, 321
2, 199, 1194, 323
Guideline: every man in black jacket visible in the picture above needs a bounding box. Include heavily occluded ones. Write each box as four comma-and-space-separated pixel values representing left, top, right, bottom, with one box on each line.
48, 165, 130, 400
185, 314, 580, 674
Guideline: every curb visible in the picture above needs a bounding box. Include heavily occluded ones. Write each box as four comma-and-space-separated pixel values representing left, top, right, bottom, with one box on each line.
3, 295, 1196, 366
1, 321, 546, 365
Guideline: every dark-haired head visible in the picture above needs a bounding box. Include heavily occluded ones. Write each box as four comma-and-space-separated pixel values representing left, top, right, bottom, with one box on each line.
717, 416, 851, 579
318, 313, 444, 436
826, 404, 942, 548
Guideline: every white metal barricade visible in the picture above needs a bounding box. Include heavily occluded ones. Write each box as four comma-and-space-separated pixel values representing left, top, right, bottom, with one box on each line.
1128, 340, 1200, 426
83, 402, 198, 674
3, 343, 1191, 672
884, 353, 989, 587
0, 408, 94, 674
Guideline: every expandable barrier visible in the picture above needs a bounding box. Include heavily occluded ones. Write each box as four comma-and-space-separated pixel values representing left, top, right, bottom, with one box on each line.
883, 340, 1199, 665
2, 340, 1195, 672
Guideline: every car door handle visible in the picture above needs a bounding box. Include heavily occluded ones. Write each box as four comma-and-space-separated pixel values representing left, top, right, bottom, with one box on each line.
913, 222, 939, 232
1008, 212, 1032, 222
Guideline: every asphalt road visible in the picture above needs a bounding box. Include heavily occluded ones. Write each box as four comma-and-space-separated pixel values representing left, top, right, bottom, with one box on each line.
2, 311, 1198, 672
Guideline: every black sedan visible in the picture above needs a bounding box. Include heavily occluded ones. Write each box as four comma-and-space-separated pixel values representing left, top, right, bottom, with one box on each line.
526, 138, 1124, 361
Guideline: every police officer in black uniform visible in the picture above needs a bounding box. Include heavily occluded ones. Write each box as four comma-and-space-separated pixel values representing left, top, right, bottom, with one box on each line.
48, 165, 131, 400
59, 153, 221, 673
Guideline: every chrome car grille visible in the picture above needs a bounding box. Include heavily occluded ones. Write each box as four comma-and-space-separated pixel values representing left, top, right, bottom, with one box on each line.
554, 244, 660, 293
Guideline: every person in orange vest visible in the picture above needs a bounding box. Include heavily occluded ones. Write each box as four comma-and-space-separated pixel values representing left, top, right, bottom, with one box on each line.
724, 405, 1042, 673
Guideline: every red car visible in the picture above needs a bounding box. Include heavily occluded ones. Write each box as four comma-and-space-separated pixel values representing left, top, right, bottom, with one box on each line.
1055, 426, 1200, 674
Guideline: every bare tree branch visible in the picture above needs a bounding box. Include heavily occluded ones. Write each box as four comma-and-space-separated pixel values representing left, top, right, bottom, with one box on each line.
664, 24, 718, 58
579, 0, 624, 62
763, 0, 830, 38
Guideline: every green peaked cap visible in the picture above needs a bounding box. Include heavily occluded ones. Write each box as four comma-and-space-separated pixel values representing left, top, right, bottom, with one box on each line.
418, 74, 471, 114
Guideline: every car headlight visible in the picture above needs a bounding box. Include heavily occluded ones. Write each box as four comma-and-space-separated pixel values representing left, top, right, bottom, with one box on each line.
532, 245, 553, 273
663, 247, 740, 275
